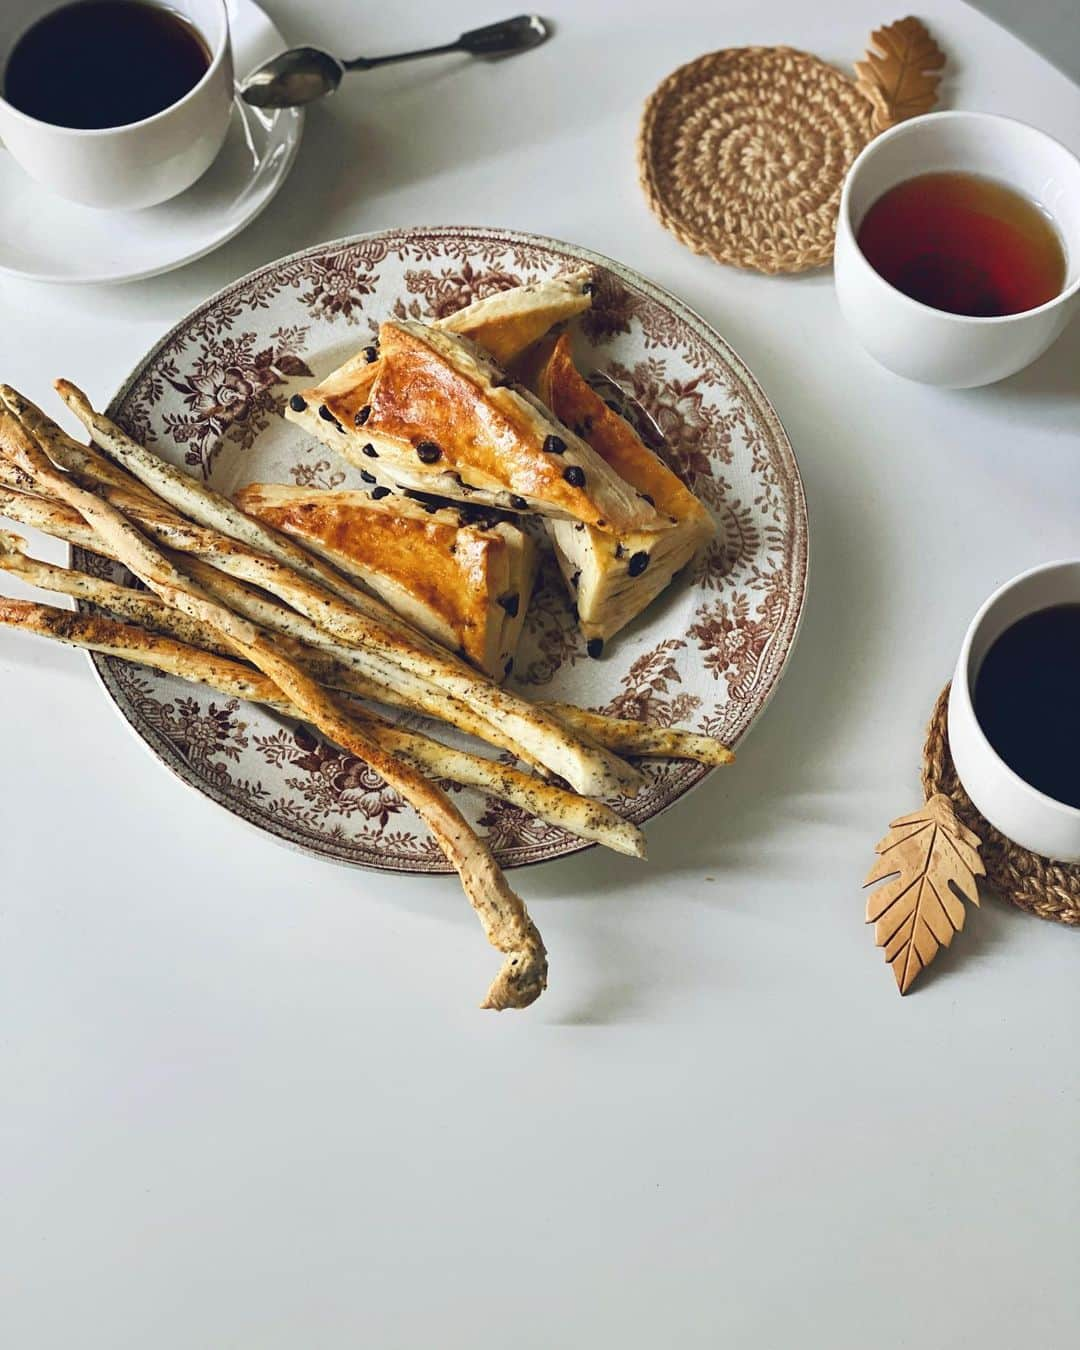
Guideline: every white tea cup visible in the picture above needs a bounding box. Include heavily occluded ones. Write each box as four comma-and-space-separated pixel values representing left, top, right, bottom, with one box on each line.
835, 111, 1080, 387
948, 561, 1080, 862
0, 0, 233, 210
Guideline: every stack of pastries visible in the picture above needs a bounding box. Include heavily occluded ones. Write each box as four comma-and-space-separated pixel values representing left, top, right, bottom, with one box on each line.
242, 269, 716, 677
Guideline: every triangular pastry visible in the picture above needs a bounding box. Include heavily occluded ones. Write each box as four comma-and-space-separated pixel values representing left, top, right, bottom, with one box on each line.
287, 270, 596, 419
534, 335, 716, 648
435, 267, 593, 363
284, 319, 666, 534
233, 483, 537, 681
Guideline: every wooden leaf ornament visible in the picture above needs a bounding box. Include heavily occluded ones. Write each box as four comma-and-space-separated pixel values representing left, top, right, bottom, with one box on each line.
864, 794, 985, 994
854, 16, 945, 133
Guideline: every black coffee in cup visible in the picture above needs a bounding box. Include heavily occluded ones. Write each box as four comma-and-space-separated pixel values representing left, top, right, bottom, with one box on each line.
973, 604, 1080, 809
3, 0, 211, 130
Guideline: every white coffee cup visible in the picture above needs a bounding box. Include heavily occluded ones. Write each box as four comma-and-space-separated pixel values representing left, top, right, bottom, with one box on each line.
0, 0, 233, 210
835, 111, 1080, 387
948, 561, 1080, 862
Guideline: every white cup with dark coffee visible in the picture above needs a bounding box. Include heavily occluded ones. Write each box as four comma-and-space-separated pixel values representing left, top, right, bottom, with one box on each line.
948, 562, 1080, 862
0, 0, 233, 210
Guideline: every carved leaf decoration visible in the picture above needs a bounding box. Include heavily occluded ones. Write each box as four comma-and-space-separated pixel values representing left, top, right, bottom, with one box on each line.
854, 17, 946, 134
864, 794, 985, 994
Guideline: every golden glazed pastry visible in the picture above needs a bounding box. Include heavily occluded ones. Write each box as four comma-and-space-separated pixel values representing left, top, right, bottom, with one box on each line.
436, 266, 594, 363
534, 335, 716, 647
285, 319, 666, 534
233, 483, 536, 681
287, 269, 596, 423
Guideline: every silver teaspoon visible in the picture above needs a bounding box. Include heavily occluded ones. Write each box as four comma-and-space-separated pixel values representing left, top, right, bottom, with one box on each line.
240, 14, 550, 109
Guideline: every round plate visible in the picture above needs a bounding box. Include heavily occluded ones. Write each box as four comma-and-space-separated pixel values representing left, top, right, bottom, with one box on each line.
0, 0, 302, 285
75, 226, 808, 871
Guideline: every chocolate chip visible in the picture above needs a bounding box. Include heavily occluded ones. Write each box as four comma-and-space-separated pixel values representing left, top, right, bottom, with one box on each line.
416, 441, 442, 464
288, 393, 307, 412
573, 522, 585, 533
468, 511, 501, 530
582, 280, 597, 295
639, 492, 655, 506
360, 470, 376, 484
354, 405, 371, 427
628, 551, 650, 577
510, 494, 528, 511
614, 543, 626, 560
498, 593, 520, 618
563, 465, 586, 488
318, 404, 337, 424
586, 637, 604, 659
371, 485, 391, 500
503, 657, 514, 677
544, 434, 566, 456
569, 569, 581, 590
362, 443, 377, 458
363, 346, 378, 363
604, 398, 621, 414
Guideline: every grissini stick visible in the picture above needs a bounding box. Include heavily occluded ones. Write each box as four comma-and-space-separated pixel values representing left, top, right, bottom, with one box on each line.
29, 387, 642, 798
0, 412, 547, 1010
542, 703, 735, 767
0, 527, 236, 657
0, 448, 553, 779
0, 590, 644, 858
0, 482, 734, 771
0, 481, 733, 771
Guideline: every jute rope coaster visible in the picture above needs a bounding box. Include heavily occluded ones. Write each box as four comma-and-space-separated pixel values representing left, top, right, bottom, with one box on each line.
638, 19, 945, 274
922, 684, 1080, 927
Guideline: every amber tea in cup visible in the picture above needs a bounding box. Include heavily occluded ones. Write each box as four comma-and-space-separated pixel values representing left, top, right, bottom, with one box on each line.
856, 171, 1066, 317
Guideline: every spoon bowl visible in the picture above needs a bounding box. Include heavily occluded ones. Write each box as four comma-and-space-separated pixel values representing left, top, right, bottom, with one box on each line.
242, 46, 344, 109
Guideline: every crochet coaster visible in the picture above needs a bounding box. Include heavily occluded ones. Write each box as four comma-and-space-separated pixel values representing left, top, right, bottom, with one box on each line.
638, 20, 946, 274
922, 684, 1080, 927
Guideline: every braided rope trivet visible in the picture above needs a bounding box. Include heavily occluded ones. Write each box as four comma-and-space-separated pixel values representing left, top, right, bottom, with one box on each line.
922, 684, 1080, 927
638, 46, 876, 274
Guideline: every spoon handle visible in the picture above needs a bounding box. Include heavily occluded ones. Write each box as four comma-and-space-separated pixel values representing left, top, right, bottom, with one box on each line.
343, 14, 548, 72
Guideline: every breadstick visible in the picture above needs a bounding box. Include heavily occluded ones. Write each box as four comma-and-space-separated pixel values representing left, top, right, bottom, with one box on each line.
14, 390, 640, 798
542, 703, 735, 766
0, 411, 547, 1010
0, 595, 644, 858
0, 476, 546, 772
0, 528, 236, 657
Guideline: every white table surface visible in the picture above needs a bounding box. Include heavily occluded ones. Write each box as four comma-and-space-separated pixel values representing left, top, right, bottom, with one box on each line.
2, 2, 1078, 1346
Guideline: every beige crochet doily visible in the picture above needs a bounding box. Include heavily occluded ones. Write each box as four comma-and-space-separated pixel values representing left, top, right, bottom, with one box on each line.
923, 685, 1080, 927
638, 46, 876, 274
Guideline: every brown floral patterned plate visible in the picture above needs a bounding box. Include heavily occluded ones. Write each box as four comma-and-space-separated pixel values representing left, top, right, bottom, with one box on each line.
73, 227, 808, 871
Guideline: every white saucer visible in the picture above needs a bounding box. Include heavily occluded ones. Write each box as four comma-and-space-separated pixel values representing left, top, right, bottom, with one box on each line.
0, 0, 303, 285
